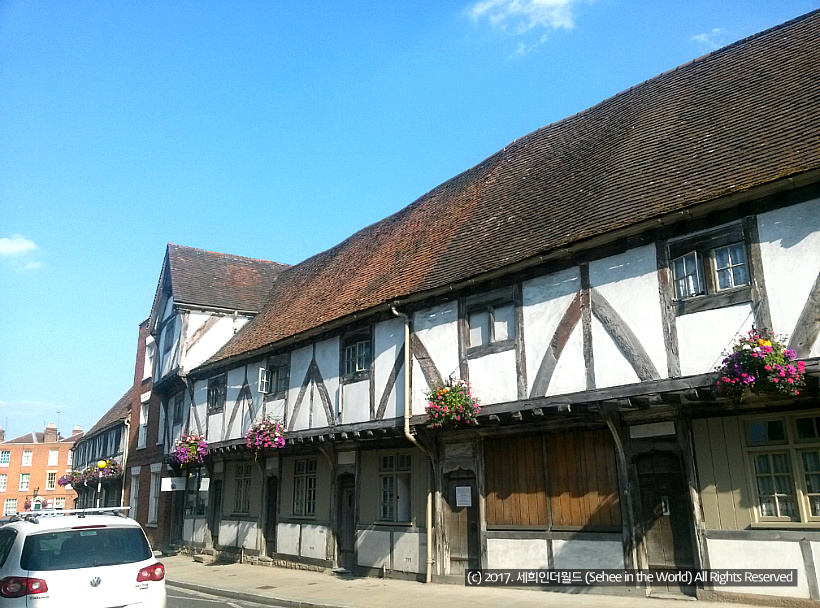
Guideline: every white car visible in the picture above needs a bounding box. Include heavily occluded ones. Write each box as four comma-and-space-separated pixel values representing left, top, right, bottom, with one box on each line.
0, 508, 166, 607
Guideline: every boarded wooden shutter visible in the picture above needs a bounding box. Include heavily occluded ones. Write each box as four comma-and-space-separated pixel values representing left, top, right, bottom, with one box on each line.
546, 428, 621, 529
484, 435, 549, 526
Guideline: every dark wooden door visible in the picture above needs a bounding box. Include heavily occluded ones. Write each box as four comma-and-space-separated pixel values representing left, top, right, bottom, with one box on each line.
637, 452, 695, 570
337, 475, 356, 570
444, 473, 479, 576
209, 480, 222, 546
265, 477, 278, 557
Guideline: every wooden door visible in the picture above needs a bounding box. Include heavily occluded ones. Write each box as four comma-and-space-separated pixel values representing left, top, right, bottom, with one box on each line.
444, 473, 479, 576
265, 477, 278, 556
636, 453, 695, 575
337, 475, 356, 570
209, 480, 222, 546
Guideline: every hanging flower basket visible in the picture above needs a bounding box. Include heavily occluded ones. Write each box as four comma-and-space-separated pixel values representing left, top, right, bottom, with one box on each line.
716, 328, 806, 402
58, 470, 83, 487
245, 417, 285, 457
170, 434, 209, 467
425, 377, 480, 428
82, 460, 123, 484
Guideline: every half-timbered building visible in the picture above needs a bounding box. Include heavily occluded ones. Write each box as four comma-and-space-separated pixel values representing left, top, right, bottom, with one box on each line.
162, 11, 819, 603
127, 244, 288, 549
72, 389, 131, 508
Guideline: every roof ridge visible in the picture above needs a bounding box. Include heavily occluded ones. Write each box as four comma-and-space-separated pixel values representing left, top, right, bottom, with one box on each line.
167, 243, 289, 268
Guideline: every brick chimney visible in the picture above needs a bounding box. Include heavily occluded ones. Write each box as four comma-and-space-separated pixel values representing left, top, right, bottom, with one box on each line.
0, 425, 4, 442
44, 422, 58, 443
72, 425, 83, 437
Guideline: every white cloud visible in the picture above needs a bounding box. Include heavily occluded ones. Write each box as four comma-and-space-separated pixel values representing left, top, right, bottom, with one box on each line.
692, 28, 729, 52
0, 235, 42, 271
465, 0, 580, 56
0, 235, 37, 257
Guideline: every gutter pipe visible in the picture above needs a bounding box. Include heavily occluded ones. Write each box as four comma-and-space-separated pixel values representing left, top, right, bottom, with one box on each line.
390, 306, 434, 583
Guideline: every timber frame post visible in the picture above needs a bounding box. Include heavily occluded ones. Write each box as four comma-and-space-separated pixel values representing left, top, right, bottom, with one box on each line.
600, 404, 639, 571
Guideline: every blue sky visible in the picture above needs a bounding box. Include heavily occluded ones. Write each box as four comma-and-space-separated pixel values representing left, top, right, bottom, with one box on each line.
1, 0, 816, 441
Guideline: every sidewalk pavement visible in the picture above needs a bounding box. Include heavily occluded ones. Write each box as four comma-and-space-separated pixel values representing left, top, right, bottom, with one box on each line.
162, 554, 765, 608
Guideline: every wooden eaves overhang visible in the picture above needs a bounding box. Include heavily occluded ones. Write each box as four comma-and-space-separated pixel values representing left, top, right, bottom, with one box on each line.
205, 358, 819, 455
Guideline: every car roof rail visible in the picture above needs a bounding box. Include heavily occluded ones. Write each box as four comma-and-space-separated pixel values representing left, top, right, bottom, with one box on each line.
14, 507, 131, 519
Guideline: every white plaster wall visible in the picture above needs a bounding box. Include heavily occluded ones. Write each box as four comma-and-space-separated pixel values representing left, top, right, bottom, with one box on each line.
183, 518, 194, 544
265, 397, 286, 424
393, 531, 424, 573
592, 316, 640, 388
356, 529, 390, 568
811, 541, 820, 595
552, 539, 624, 569
706, 538, 809, 598
411, 359, 426, 417
301, 524, 328, 560
375, 318, 405, 421
487, 538, 549, 569
468, 349, 517, 405
182, 315, 252, 374
289, 345, 314, 431
677, 304, 754, 377
191, 517, 206, 544
315, 337, 340, 424
237, 520, 258, 551
342, 381, 370, 424
219, 520, 238, 547
277, 522, 300, 556
590, 245, 668, 383
224, 366, 248, 440
191, 379, 208, 439
546, 325, 586, 396
245, 363, 266, 430
758, 198, 820, 357
412, 302, 459, 412
522, 267, 582, 398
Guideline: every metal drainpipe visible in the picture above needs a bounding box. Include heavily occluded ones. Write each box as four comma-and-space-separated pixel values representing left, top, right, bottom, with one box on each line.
121, 418, 130, 509
390, 306, 434, 583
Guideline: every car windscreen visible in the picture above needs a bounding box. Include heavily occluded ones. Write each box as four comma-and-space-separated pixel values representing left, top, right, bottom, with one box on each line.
20, 526, 152, 571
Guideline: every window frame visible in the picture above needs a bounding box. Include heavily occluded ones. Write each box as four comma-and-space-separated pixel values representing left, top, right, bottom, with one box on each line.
463, 288, 518, 359
262, 362, 290, 399
744, 412, 820, 525
19, 473, 30, 491
208, 375, 227, 414
234, 464, 253, 514
46, 472, 57, 491
0, 474, 6, 492
292, 458, 317, 518
3, 498, 17, 516
173, 391, 184, 424
668, 224, 753, 316
48, 450, 58, 466
378, 452, 412, 523
147, 472, 160, 525
341, 331, 372, 383
21, 450, 33, 467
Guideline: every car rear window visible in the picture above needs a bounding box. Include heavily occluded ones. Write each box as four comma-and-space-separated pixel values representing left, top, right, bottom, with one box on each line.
21, 527, 152, 571
0, 528, 17, 567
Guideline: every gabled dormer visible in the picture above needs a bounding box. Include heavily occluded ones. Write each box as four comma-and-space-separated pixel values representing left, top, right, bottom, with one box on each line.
147, 244, 288, 389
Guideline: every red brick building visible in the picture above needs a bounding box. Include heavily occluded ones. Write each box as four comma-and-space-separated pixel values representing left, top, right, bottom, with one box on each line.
0, 423, 83, 515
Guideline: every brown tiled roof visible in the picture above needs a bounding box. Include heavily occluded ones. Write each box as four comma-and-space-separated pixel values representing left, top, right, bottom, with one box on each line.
82, 387, 133, 440
204, 10, 820, 367
5, 432, 46, 444
166, 244, 289, 313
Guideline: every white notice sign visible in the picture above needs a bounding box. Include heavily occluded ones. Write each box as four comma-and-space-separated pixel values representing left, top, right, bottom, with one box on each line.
161, 477, 187, 492
455, 486, 472, 507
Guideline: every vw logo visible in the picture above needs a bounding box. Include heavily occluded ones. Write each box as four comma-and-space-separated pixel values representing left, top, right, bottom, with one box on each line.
90, 577, 101, 588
